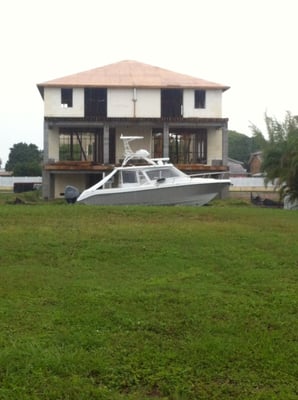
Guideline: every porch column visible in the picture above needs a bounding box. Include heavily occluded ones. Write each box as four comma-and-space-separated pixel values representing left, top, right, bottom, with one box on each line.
103, 124, 109, 163
163, 122, 169, 158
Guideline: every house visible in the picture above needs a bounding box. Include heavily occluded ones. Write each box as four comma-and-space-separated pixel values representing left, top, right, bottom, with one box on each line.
248, 151, 263, 175
227, 158, 247, 177
37, 60, 230, 199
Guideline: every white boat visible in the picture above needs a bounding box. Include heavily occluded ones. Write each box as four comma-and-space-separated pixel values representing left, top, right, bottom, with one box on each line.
75, 135, 230, 206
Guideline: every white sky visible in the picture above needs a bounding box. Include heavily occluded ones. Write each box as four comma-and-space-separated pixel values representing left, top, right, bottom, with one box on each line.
1, 0, 297, 166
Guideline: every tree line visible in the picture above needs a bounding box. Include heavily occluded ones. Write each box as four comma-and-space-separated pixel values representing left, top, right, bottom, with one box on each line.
5, 143, 43, 176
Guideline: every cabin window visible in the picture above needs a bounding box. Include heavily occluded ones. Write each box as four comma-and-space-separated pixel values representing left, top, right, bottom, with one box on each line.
138, 171, 148, 185
61, 88, 73, 108
146, 168, 179, 180
122, 170, 137, 184
194, 90, 206, 109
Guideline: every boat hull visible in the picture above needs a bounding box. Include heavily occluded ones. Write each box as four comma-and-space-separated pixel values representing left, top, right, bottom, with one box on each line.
77, 181, 229, 206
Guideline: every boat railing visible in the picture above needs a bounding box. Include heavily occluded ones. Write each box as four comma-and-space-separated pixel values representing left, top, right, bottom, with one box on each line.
150, 158, 170, 165
190, 171, 230, 179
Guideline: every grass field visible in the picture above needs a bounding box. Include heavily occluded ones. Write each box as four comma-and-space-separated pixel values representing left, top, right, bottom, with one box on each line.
0, 199, 297, 399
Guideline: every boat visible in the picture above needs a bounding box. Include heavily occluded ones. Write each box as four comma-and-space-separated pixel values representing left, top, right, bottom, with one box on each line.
74, 135, 230, 206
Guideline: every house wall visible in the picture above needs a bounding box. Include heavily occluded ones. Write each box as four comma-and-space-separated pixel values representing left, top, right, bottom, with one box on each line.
183, 89, 222, 118
48, 127, 60, 161
108, 88, 160, 118
249, 156, 262, 175
44, 88, 84, 117
54, 174, 86, 198
43, 87, 222, 119
207, 128, 223, 164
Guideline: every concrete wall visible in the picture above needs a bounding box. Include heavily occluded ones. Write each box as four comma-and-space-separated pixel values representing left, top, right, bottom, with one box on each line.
0, 176, 42, 191
183, 89, 222, 118
229, 177, 278, 200
108, 88, 160, 118
43, 87, 223, 119
207, 128, 222, 164
44, 88, 84, 117
54, 174, 86, 198
47, 126, 60, 161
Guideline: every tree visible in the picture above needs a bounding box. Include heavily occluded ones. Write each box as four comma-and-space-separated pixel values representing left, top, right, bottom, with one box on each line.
249, 124, 267, 151
228, 130, 265, 166
228, 130, 251, 163
250, 112, 298, 201
5, 143, 43, 176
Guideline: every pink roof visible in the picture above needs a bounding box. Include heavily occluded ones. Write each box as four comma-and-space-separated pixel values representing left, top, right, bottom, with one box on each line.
38, 60, 229, 91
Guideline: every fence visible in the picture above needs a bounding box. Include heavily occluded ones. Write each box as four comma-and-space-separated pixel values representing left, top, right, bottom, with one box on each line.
0, 176, 42, 191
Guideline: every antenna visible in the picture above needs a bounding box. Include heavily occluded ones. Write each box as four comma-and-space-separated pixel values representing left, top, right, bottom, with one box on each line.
120, 134, 144, 157
120, 134, 151, 165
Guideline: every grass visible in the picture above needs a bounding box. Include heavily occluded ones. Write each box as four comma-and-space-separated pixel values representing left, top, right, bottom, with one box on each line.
0, 198, 297, 399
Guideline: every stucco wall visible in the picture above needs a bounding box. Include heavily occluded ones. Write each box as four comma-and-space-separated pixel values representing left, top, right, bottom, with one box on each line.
183, 89, 222, 118
48, 127, 60, 161
108, 88, 160, 118
54, 174, 86, 198
43, 87, 223, 119
207, 128, 223, 164
44, 88, 84, 117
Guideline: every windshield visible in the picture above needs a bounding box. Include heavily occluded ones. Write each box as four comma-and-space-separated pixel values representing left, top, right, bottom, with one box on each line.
145, 168, 180, 181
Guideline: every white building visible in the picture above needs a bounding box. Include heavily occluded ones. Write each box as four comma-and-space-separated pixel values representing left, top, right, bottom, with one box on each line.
37, 60, 230, 199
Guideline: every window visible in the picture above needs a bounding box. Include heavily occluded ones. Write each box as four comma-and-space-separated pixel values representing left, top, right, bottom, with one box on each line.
61, 88, 73, 108
152, 130, 163, 158
122, 171, 137, 184
59, 129, 103, 162
194, 90, 206, 109
161, 89, 183, 118
169, 129, 207, 164
84, 88, 107, 117
146, 168, 180, 180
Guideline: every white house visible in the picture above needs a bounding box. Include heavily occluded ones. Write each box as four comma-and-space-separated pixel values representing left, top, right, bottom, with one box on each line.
37, 60, 230, 199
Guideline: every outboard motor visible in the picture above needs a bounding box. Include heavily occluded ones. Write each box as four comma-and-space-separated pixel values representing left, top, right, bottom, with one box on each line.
64, 186, 80, 204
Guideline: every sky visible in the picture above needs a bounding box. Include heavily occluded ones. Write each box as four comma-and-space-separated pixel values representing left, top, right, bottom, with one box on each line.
1, 0, 297, 166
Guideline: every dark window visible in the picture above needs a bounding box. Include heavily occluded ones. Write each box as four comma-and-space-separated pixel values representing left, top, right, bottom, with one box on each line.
152, 129, 163, 158
61, 88, 73, 107
109, 128, 116, 164
122, 171, 137, 184
194, 90, 206, 108
169, 129, 207, 164
161, 89, 183, 118
85, 88, 107, 118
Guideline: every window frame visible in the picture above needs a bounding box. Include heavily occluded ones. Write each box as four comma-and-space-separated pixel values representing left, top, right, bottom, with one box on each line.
61, 88, 73, 108
194, 89, 206, 109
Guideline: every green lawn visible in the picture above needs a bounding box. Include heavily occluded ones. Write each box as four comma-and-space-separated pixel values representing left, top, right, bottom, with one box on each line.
0, 203, 297, 399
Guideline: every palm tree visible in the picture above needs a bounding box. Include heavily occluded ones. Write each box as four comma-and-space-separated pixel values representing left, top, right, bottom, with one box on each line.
251, 112, 298, 201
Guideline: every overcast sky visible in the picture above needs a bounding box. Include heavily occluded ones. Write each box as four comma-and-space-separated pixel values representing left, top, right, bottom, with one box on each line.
1, 0, 297, 166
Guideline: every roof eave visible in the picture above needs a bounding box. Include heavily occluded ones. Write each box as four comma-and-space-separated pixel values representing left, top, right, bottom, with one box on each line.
37, 83, 230, 91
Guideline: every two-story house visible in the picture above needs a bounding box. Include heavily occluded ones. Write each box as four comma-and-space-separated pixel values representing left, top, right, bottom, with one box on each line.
37, 60, 230, 199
